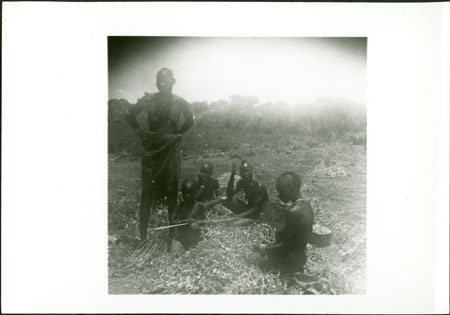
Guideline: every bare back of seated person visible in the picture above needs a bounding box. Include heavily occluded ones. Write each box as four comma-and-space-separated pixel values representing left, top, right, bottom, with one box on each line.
252, 171, 314, 274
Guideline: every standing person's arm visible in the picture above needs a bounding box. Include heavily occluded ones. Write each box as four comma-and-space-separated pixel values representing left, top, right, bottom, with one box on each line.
177, 98, 194, 134
125, 96, 148, 140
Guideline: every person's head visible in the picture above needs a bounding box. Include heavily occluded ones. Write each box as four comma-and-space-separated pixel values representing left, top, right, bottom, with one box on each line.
156, 68, 176, 94
276, 171, 302, 203
200, 162, 214, 178
181, 178, 198, 202
239, 160, 254, 182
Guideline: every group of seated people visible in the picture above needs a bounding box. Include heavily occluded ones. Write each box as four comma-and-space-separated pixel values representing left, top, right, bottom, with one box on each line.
168, 160, 315, 274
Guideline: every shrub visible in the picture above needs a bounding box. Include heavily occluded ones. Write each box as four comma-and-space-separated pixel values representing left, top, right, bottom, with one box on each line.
108, 96, 366, 157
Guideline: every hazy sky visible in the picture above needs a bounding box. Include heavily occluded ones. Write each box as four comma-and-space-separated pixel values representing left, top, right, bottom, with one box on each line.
108, 37, 366, 105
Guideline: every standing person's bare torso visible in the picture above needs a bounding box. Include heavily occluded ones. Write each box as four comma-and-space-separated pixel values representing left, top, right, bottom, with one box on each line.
143, 93, 186, 134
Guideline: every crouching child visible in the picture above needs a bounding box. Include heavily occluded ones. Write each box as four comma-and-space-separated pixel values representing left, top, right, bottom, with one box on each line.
195, 162, 233, 216
169, 178, 208, 252
223, 160, 269, 226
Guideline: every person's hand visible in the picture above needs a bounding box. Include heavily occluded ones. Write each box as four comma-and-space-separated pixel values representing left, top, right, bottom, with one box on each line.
231, 162, 238, 175
198, 173, 206, 185
189, 222, 200, 231
186, 218, 196, 224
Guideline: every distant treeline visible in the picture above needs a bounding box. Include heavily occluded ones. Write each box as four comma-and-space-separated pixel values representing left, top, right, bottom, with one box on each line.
108, 95, 366, 158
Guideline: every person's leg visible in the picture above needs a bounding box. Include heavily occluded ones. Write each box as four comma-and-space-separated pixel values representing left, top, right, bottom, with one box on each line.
139, 159, 154, 242
166, 228, 176, 252
166, 183, 178, 224
290, 252, 308, 274
278, 253, 307, 277
159, 174, 178, 250
179, 228, 202, 251
165, 150, 181, 223
222, 195, 248, 214
139, 187, 152, 242
170, 239, 185, 254
252, 254, 279, 272
212, 204, 234, 215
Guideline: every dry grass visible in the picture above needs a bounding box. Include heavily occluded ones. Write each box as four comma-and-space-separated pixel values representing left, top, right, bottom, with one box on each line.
111, 212, 334, 295
108, 140, 366, 294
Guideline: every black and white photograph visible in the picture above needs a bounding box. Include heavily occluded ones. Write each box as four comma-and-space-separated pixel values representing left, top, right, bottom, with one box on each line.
108, 36, 367, 294
3, 2, 448, 313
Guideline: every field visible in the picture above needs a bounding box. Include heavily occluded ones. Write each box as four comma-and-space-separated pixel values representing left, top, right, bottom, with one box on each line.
108, 98, 366, 294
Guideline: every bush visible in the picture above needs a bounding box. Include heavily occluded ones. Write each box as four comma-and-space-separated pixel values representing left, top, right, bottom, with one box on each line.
108, 96, 366, 157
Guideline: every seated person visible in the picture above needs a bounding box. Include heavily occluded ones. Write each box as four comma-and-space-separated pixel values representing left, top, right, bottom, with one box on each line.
170, 178, 206, 252
252, 171, 314, 274
195, 162, 221, 202
223, 160, 269, 226
195, 162, 233, 216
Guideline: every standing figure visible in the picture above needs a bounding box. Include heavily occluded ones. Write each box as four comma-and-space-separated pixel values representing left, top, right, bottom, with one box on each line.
252, 171, 314, 274
126, 68, 194, 242
224, 160, 269, 226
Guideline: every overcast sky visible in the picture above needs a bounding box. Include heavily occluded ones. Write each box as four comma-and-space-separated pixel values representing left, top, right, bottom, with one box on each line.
108, 37, 366, 105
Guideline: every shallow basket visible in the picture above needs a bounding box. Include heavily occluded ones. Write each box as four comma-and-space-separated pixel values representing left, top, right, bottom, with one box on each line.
310, 223, 333, 248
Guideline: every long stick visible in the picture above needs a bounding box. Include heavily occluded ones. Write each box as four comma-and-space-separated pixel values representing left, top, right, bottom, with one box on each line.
151, 217, 240, 231
198, 217, 240, 224
152, 222, 189, 231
